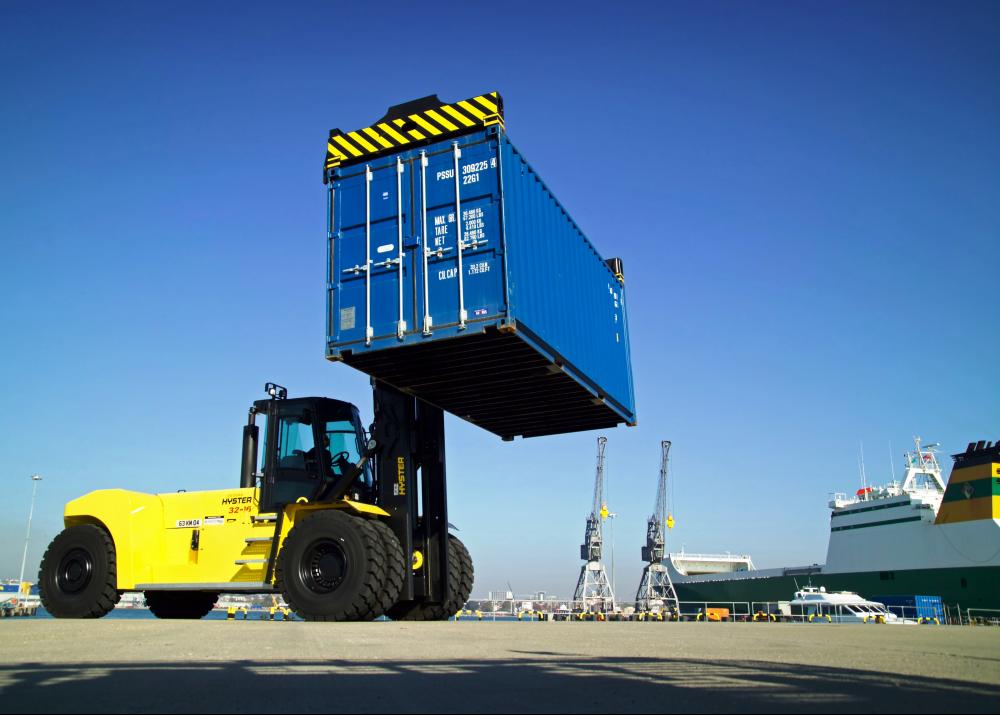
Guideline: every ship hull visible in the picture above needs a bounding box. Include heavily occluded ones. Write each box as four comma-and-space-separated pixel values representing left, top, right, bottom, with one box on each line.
673, 564, 1000, 611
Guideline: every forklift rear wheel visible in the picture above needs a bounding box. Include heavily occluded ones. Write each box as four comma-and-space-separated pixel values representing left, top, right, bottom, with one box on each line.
367, 520, 406, 620
38, 524, 121, 618
145, 591, 219, 619
276, 510, 388, 621
387, 536, 474, 621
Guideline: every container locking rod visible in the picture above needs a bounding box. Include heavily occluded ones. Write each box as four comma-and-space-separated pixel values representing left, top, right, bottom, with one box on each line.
420, 151, 432, 335
396, 157, 406, 340
365, 165, 373, 345
453, 143, 467, 329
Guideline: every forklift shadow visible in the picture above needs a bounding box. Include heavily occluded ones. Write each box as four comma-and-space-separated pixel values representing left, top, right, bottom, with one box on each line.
1, 655, 998, 713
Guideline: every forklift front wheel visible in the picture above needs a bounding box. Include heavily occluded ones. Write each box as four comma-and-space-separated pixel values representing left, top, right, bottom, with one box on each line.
387, 536, 474, 621
366, 519, 406, 620
276, 510, 387, 621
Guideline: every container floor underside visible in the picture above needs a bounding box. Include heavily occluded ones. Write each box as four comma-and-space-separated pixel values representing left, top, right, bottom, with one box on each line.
338, 328, 628, 439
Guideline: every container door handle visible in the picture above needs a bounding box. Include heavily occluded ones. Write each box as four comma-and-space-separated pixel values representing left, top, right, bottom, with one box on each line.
395, 157, 407, 340
365, 165, 373, 345
453, 143, 467, 329
420, 151, 432, 335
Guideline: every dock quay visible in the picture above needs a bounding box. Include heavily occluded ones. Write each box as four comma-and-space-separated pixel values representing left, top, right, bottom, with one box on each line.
1, 621, 998, 713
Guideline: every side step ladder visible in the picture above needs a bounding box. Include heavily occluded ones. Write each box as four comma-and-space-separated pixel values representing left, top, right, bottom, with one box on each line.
234, 514, 283, 585
235, 536, 272, 566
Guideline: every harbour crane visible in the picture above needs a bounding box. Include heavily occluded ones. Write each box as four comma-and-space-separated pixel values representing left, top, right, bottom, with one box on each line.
634, 440, 679, 615
572, 436, 615, 612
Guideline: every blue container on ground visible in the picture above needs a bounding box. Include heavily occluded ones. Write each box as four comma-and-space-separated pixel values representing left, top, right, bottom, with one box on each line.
324, 94, 635, 440
873, 595, 944, 621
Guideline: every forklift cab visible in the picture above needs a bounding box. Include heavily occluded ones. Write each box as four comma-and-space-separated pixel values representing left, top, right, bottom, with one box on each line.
245, 389, 374, 512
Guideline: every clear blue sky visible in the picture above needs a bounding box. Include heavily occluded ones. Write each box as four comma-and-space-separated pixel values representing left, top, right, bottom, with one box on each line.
1, 1, 998, 600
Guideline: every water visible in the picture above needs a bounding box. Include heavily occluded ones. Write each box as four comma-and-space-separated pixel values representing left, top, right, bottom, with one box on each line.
17, 609, 528, 622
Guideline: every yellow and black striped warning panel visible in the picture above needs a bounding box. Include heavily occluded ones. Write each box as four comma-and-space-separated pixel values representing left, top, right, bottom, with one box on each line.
324, 91, 504, 178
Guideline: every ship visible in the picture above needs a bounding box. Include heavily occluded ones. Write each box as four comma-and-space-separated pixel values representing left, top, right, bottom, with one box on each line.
1, 581, 40, 617
666, 438, 1000, 611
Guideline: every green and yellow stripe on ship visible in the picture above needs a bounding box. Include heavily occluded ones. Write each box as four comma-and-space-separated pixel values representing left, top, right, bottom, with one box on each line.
935, 457, 1000, 524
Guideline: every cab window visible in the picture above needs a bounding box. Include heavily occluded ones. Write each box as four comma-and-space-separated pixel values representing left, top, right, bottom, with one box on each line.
326, 420, 361, 465
279, 419, 315, 470
268, 414, 318, 508
325, 419, 372, 490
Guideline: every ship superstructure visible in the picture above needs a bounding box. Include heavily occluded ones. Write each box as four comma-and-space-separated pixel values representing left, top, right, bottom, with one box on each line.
824, 438, 947, 574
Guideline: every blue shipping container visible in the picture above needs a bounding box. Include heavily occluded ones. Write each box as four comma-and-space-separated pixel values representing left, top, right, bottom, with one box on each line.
873, 595, 944, 621
324, 95, 635, 440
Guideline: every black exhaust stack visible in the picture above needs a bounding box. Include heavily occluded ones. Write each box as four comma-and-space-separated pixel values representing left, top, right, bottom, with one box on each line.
240, 408, 259, 489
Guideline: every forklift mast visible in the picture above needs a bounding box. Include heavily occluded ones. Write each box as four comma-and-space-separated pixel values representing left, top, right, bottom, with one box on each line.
371, 380, 449, 606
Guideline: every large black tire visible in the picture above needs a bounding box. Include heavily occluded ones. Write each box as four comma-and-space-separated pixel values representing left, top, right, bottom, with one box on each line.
145, 591, 219, 619
367, 520, 406, 620
387, 536, 474, 621
275, 510, 388, 622
446, 536, 475, 614
38, 524, 121, 618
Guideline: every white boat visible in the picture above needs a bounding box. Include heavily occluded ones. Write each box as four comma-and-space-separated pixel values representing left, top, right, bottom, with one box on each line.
789, 586, 902, 623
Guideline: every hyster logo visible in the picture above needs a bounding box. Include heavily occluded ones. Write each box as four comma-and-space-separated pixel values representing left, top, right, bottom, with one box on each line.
222, 496, 254, 506
396, 457, 406, 496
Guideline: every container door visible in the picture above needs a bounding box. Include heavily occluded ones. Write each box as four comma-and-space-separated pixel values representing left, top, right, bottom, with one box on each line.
415, 138, 504, 333
333, 157, 414, 344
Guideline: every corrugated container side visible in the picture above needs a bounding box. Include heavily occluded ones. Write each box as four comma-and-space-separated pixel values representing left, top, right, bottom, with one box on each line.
500, 136, 635, 419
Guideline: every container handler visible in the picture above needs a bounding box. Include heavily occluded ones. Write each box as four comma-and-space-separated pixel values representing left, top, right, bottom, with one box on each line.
38, 381, 472, 621
39, 89, 635, 621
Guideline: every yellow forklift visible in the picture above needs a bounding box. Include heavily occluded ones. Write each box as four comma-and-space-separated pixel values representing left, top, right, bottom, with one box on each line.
38, 382, 473, 621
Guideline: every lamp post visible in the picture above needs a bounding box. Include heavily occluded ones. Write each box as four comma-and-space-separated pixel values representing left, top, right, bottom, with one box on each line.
18, 475, 42, 591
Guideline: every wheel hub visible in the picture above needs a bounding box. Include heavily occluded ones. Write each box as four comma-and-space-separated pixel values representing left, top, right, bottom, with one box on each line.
301, 539, 348, 593
56, 547, 94, 594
